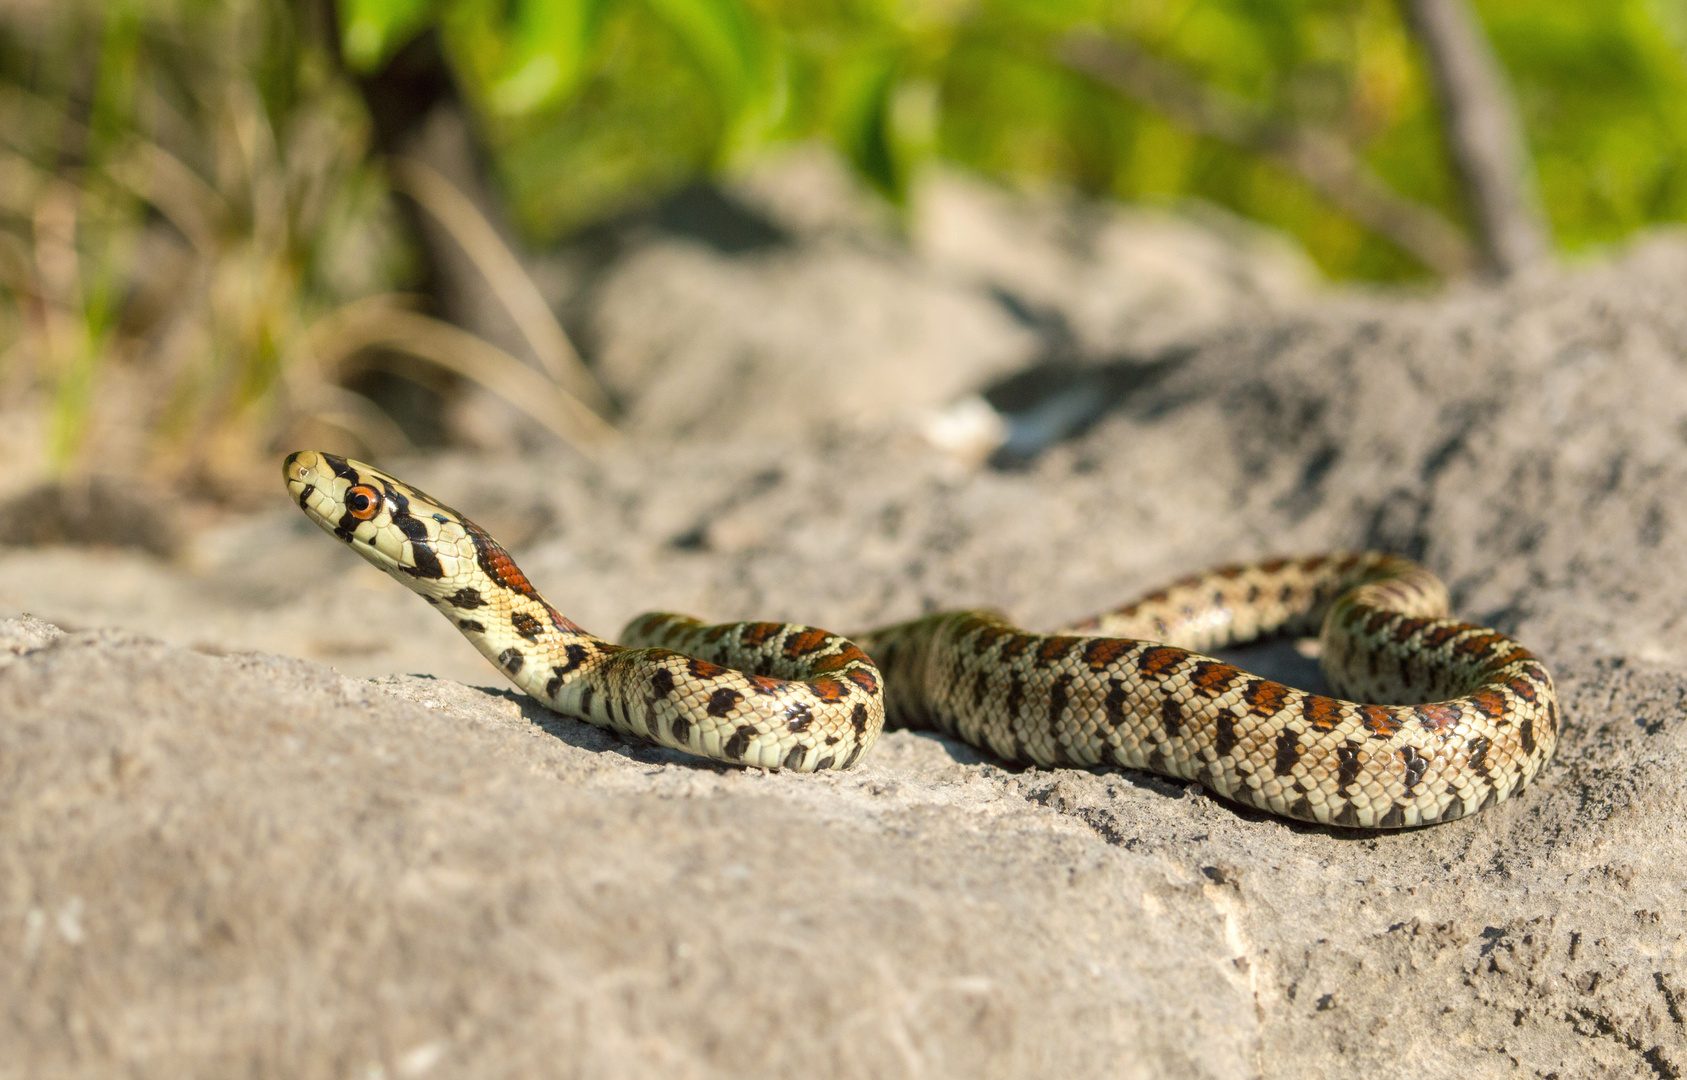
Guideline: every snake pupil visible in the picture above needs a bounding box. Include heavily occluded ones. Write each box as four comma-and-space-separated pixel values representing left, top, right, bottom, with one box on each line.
346, 485, 380, 520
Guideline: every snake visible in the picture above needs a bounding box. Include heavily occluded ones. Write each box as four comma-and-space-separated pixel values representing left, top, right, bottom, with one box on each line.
284, 450, 1558, 828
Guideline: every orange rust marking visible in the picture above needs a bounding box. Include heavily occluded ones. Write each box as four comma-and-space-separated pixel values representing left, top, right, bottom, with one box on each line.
846, 668, 880, 695
686, 658, 727, 680
1453, 633, 1506, 660
1192, 661, 1241, 697
811, 645, 870, 673
1082, 638, 1134, 670
739, 622, 784, 647
1243, 680, 1291, 717
1036, 637, 1080, 667
1469, 689, 1508, 719
1359, 704, 1401, 736
1415, 703, 1462, 733
782, 628, 831, 658
1137, 647, 1186, 677
809, 679, 849, 703
1391, 617, 1430, 643
1303, 695, 1345, 731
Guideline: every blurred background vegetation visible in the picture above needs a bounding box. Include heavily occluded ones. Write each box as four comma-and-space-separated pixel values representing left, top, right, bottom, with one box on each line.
0, 0, 1683, 500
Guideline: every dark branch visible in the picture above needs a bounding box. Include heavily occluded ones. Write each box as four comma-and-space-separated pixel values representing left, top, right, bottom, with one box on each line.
1401, 0, 1550, 276
1058, 32, 1477, 279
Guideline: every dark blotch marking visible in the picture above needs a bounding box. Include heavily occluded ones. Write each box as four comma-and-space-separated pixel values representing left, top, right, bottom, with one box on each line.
498, 647, 524, 675
786, 702, 814, 733
1049, 675, 1072, 755
1103, 679, 1128, 729
706, 687, 744, 718
544, 643, 592, 698
850, 702, 870, 734
1465, 735, 1492, 777
782, 745, 806, 770
1214, 708, 1239, 757
1520, 713, 1536, 755
670, 715, 692, 745
1335, 743, 1362, 793
1333, 802, 1360, 827
580, 686, 596, 715
1273, 730, 1300, 777
457, 619, 485, 634
1160, 693, 1183, 739
650, 667, 676, 700
1507, 677, 1538, 703
1378, 803, 1405, 828
971, 668, 990, 710
814, 755, 835, 770
723, 725, 756, 761
511, 611, 543, 642
1287, 795, 1314, 821
1399, 746, 1428, 794
1005, 674, 1024, 721
446, 587, 485, 610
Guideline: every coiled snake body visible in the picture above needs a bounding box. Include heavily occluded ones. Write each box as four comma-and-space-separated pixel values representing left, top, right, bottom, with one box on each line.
285, 451, 1558, 828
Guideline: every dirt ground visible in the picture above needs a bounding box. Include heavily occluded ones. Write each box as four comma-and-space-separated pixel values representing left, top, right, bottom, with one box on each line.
4, 155, 1687, 1078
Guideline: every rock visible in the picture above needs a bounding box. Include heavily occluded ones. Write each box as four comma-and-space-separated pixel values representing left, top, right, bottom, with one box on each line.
4, 200, 1687, 1074
586, 147, 1318, 442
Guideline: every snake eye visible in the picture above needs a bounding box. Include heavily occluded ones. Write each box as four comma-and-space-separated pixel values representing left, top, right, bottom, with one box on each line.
345, 485, 382, 520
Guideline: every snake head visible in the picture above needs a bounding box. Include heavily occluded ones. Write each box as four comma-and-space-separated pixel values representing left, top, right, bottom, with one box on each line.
284, 450, 466, 586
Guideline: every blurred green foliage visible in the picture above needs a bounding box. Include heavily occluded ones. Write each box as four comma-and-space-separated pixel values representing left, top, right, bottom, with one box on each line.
1, 0, 1684, 482
341, 0, 1687, 280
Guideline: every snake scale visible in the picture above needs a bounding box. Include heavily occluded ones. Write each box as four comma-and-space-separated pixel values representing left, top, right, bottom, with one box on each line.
285, 450, 1558, 828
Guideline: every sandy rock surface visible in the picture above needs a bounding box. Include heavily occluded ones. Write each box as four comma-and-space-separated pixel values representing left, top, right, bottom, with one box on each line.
4, 176, 1687, 1077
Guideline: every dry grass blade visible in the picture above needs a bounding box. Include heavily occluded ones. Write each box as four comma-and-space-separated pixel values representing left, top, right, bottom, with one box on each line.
302, 297, 620, 458
390, 157, 612, 416
106, 140, 228, 254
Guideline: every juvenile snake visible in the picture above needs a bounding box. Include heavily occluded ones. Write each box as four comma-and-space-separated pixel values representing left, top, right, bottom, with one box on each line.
285, 451, 1558, 828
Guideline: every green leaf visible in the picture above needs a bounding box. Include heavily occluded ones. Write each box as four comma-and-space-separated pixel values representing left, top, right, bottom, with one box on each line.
487, 0, 609, 115
640, 0, 762, 111
829, 49, 901, 196
340, 0, 440, 73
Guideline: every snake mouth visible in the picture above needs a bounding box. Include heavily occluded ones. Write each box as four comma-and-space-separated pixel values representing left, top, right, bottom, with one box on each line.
283, 450, 333, 524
